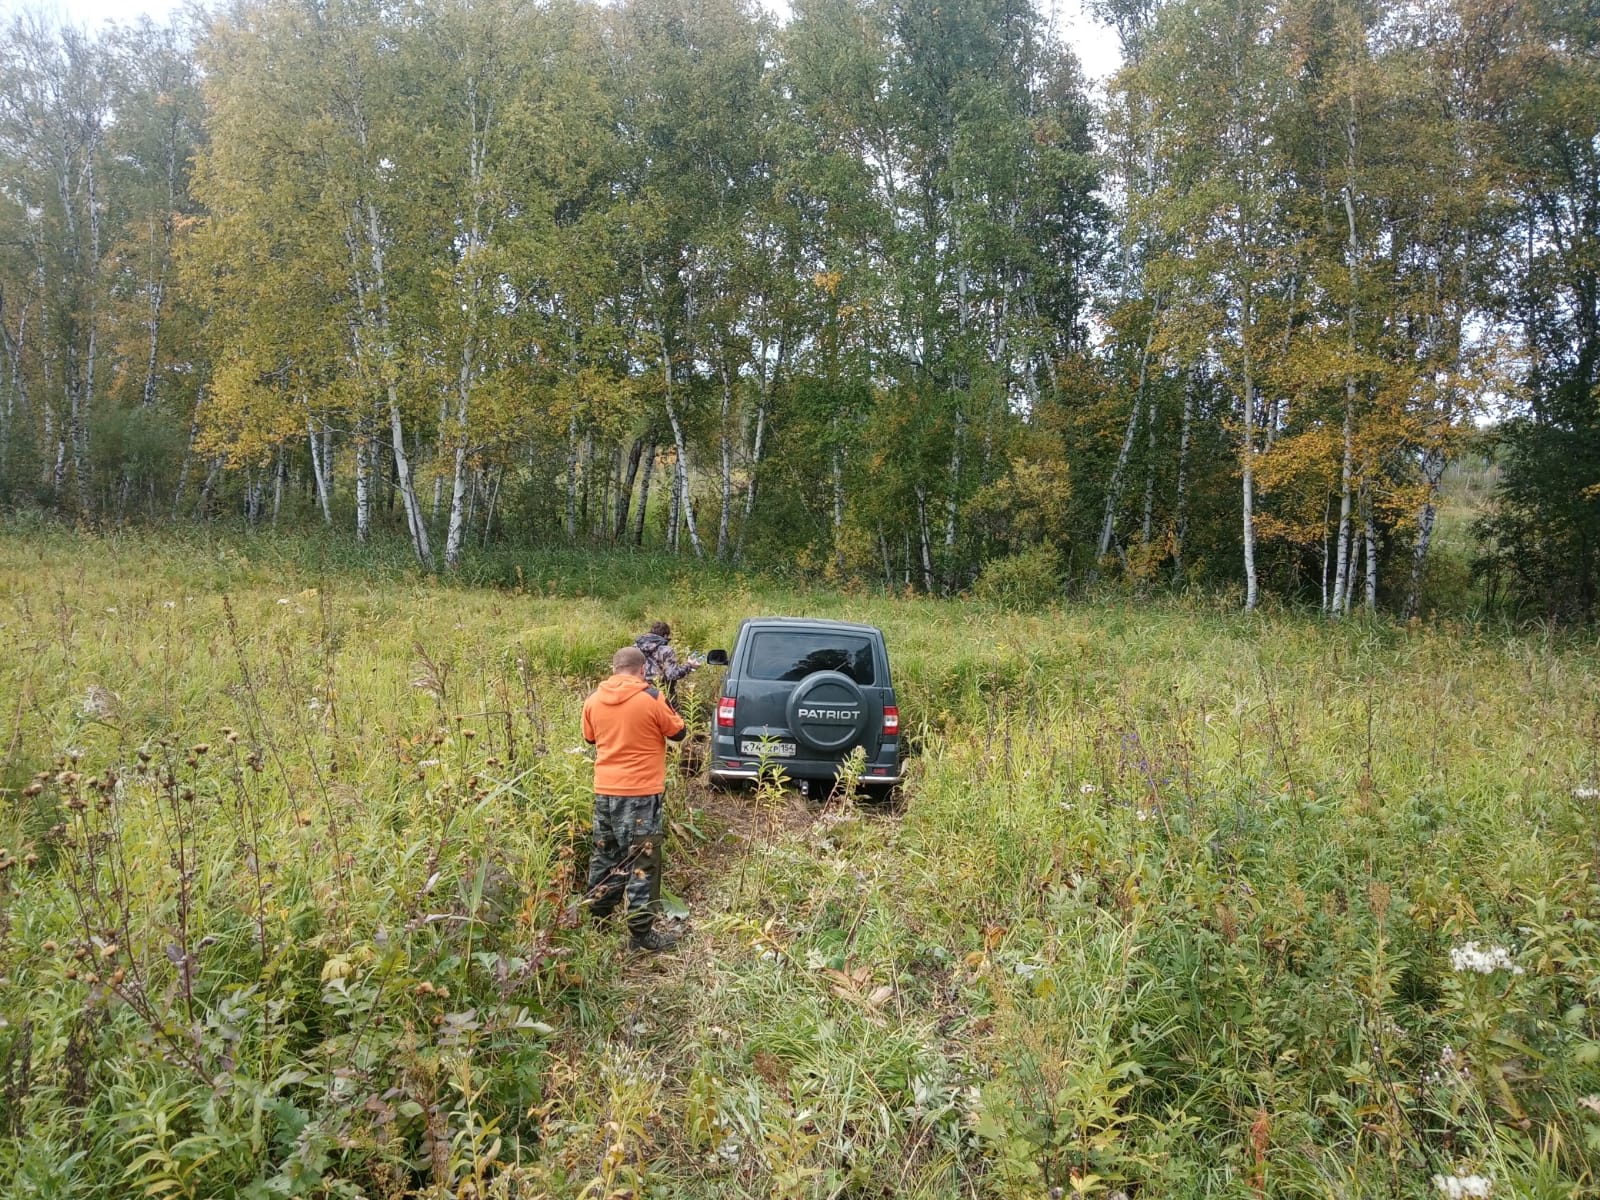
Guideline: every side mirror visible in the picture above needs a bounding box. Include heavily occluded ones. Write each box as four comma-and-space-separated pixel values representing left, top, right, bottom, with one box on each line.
704, 648, 729, 667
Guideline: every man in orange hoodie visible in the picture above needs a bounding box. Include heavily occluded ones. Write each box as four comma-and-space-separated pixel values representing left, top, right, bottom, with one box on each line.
581, 645, 687, 951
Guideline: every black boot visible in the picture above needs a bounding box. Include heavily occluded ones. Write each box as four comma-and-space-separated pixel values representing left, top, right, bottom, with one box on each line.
629, 925, 679, 953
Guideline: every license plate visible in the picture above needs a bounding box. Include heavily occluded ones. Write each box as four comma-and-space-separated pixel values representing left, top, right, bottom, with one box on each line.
741, 739, 796, 758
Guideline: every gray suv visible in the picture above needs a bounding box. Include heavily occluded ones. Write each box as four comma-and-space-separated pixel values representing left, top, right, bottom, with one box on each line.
706, 618, 903, 794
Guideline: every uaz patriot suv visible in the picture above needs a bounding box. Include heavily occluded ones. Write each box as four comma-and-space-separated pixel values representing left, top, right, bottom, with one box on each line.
706, 618, 902, 794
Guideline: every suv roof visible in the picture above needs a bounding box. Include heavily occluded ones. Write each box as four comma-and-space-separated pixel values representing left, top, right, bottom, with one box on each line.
740, 616, 883, 636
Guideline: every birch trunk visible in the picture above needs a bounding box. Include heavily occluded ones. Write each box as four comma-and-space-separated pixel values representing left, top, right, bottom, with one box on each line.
442, 362, 472, 569
915, 487, 935, 593
564, 412, 579, 540
717, 355, 733, 561
0, 296, 28, 468
354, 415, 372, 543
1332, 114, 1362, 617
666, 450, 680, 553
1403, 443, 1446, 620
73, 153, 101, 514
308, 417, 332, 525
1096, 294, 1162, 565
615, 437, 643, 541
633, 441, 656, 546
1140, 386, 1159, 547
832, 440, 845, 572
481, 465, 503, 547
735, 334, 782, 565
642, 261, 703, 558
944, 405, 963, 591
1173, 367, 1195, 587
172, 384, 204, 519
444, 68, 492, 571
581, 428, 594, 535
1241, 319, 1259, 612
661, 374, 703, 558
1363, 490, 1378, 611
1331, 393, 1356, 616
196, 459, 220, 519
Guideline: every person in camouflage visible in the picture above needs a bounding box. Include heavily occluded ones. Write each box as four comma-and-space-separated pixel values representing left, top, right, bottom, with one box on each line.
581, 645, 686, 952
634, 620, 700, 708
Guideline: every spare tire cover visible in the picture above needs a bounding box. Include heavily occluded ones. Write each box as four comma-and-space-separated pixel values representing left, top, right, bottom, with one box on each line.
786, 670, 868, 752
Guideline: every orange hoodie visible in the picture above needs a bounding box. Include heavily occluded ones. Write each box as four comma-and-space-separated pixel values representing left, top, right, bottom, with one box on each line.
581, 674, 687, 796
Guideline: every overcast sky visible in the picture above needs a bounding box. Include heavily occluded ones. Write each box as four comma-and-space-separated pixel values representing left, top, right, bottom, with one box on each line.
3, 0, 1124, 81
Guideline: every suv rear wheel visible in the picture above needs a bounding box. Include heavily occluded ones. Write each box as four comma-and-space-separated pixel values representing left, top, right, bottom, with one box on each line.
785, 670, 868, 753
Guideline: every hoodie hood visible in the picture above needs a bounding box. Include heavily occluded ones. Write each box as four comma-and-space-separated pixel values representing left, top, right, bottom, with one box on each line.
636, 633, 667, 655
596, 674, 651, 705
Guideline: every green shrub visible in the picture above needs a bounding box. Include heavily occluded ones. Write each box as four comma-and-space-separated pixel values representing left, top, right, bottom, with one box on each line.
971, 542, 1064, 611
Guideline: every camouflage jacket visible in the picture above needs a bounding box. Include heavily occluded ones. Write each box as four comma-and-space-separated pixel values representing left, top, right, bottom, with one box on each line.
635, 633, 694, 685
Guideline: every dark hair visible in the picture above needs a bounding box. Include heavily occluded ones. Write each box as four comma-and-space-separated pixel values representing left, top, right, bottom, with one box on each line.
649, 621, 671, 639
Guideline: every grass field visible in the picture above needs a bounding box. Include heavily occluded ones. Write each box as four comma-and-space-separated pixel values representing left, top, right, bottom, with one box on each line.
2, 527, 1599, 1199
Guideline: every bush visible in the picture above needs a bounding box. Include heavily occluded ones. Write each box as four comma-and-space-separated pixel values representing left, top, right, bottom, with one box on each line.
971, 543, 1063, 611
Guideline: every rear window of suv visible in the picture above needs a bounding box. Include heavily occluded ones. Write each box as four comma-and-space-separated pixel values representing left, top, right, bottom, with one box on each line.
746, 631, 877, 685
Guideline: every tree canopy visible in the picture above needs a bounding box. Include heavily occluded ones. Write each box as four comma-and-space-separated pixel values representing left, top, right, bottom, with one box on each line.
0, 0, 1593, 616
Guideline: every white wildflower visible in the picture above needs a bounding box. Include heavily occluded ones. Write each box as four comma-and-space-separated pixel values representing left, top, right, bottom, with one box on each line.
1079, 781, 1096, 795
566, 745, 590, 755
1057, 802, 1074, 812
418, 758, 441, 768
1432, 1171, 1492, 1199
1013, 960, 1044, 980
715, 1132, 742, 1163
1449, 941, 1524, 975
81, 686, 118, 719
1575, 785, 1599, 801
104, 606, 117, 615
162, 600, 177, 610
306, 697, 324, 711
276, 597, 291, 606
759, 949, 778, 962
1424, 1045, 1470, 1086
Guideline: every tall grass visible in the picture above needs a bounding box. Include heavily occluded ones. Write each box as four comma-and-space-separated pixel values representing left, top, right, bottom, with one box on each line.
1, 528, 1597, 1197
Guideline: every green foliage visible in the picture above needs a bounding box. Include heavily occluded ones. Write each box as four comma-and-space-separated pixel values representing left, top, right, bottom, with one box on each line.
971, 542, 1064, 611
3, 532, 1600, 1195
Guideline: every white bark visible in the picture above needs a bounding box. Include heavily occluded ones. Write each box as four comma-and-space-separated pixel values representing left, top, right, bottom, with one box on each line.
1333, 112, 1362, 618
915, 487, 935, 593
1363, 491, 1378, 611
1173, 367, 1195, 586
354, 415, 372, 543
1332, 392, 1356, 616
633, 441, 656, 546
1241, 317, 1259, 612
717, 354, 733, 561
307, 417, 332, 525
1096, 294, 1162, 564
660, 359, 703, 559
565, 411, 579, 540
832, 438, 845, 571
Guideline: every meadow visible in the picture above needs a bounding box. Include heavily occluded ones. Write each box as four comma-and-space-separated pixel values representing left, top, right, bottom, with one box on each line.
1, 527, 1598, 1199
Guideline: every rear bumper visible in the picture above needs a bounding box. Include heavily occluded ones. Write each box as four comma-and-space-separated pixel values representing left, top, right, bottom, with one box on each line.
709, 764, 903, 786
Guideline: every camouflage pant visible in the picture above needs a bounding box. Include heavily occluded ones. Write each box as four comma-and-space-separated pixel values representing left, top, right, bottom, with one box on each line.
585, 793, 663, 933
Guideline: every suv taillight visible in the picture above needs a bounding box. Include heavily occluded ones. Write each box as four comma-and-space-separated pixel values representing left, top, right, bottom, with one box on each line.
717, 697, 736, 728
883, 705, 899, 735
